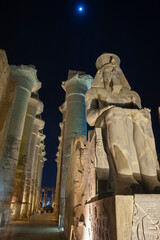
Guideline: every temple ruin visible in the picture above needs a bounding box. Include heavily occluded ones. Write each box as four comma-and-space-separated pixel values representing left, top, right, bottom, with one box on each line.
1, 48, 160, 239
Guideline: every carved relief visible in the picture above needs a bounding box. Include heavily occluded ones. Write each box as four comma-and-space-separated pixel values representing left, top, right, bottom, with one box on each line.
89, 201, 111, 240
132, 195, 160, 239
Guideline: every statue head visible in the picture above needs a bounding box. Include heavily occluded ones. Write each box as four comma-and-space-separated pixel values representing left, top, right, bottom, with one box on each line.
92, 53, 131, 90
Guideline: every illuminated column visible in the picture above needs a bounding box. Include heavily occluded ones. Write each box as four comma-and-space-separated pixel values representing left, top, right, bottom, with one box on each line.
54, 140, 62, 214
0, 65, 39, 225
30, 133, 41, 214
10, 96, 43, 220
40, 191, 42, 204
18, 99, 44, 219
35, 145, 46, 213
55, 103, 66, 218
38, 158, 46, 205
51, 189, 55, 207
60, 71, 93, 228
35, 157, 46, 211
31, 133, 45, 214
43, 189, 47, 207
28, 120, 45, 215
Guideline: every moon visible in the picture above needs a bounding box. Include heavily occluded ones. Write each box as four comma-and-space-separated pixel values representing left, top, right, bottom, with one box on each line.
78, 6, 84, 13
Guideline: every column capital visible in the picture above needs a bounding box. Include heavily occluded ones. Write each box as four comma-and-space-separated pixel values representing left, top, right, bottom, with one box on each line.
40, 133, 46, 141
41, 151, 46, 157
27, 97, 44, 116
33, 118, 45, 132
56, 152, 60, 158
62, 73, 93, 92
40, 142, 45, 150
59, 102, 66, 113
58, 136, 62, 141
58, 145, 62, 150
59, 122, 63, 127
10, 65, 41, 92
40, 157, 47, 165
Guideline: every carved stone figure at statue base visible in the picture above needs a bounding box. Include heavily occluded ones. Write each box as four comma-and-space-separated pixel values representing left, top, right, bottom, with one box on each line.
85, 53, 160, 194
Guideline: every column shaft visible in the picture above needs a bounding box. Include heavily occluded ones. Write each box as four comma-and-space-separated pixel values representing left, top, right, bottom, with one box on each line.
27, 121, 44, 216
0, 65, 38, 225
11, 98, 43, 220
60, 73, 93, 228
55, 103, 66, 218
35, 159, 45, 212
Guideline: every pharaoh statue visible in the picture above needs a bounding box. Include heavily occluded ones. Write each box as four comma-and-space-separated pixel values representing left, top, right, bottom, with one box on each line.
85, 53, 160, 194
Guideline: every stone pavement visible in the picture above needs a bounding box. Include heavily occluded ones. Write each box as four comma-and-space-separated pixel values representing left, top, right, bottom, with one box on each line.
0, 213, 67, 240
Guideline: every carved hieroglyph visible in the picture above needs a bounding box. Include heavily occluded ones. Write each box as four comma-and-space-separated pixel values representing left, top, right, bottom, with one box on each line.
65, 135, 88, 238
85, 53, 160, 194
131, 194, 160, 239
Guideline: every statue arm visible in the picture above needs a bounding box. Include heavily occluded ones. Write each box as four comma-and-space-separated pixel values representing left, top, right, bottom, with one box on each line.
85, 90, 108, 126
85, 100, 98, 126
131, 91, 142, 109
122, 88, 142, 109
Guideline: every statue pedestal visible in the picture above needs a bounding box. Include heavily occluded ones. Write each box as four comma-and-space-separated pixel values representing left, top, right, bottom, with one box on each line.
81, 194, 160, 240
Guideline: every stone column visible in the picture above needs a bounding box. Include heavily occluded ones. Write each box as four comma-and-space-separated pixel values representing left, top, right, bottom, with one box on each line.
40, 191, 42, 204
27, 120, 45, 216
12, 98, 43, 220
60, 71, 93, 229
36, 158, 46, 211
30, 134, 41, 214
43, 189, 47, 207
38, 160, 46, 206
0, 65, 40, 226
55, 102, 66, 218
51, 189, 55, 207
34, 147, 46, 213
31, 134, 45, 214
10, 97, 43, 220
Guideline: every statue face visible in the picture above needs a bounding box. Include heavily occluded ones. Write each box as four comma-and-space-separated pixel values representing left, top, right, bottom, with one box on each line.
102, 65, 123, 90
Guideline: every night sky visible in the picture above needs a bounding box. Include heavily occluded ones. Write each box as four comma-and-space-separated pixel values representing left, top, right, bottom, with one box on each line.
0, 0, 160, 187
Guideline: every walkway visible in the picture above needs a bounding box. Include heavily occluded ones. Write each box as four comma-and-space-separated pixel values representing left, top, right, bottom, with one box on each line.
0, 213, 66, 240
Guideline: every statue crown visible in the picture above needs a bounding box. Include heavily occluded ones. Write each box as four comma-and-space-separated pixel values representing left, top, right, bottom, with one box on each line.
96, 53, 120, 70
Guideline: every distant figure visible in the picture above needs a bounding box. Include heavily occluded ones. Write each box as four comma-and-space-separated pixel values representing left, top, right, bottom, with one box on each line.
85, 53, 160, 193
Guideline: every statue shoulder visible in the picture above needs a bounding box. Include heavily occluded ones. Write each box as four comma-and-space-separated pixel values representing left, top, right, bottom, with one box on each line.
122, 88, 140, 98
85, 88, 97, 99
121, 88, 142, 108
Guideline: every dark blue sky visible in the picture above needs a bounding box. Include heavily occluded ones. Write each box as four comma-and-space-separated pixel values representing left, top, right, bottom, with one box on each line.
0, 0, 160, 187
